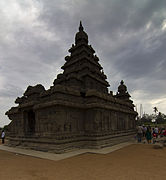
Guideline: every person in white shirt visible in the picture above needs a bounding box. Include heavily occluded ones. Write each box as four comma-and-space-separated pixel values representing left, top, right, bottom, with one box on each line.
137, 125, 143, 142
1, 130, 5, 144
154, 126, 159, 138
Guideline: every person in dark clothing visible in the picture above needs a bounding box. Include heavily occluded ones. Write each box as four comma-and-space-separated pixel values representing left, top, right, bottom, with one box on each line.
145, 126, 152, 144
1, 130, 5, 144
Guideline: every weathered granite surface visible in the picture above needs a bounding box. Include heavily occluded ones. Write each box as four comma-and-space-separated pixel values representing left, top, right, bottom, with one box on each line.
6, 22, 137, 153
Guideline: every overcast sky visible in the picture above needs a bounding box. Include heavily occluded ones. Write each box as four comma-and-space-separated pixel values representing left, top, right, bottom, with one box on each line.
0, 0, 166, 127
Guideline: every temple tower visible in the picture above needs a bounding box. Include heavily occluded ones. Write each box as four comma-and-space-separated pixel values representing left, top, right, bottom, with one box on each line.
54, 22, 109, 94
116, 80, 131, 101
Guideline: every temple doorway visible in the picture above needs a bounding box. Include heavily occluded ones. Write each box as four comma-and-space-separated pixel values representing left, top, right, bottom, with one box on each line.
27, 110, 36, 134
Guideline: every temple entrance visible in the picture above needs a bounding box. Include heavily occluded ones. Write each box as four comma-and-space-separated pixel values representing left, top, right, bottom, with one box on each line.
27, 110, 36, 134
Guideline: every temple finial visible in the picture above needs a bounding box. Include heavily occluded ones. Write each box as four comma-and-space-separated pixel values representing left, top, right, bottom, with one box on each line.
121, 80, 124, 85
79, 21, 84, 31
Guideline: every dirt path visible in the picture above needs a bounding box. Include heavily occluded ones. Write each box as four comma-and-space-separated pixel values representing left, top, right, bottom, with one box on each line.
0, 144, 166, 180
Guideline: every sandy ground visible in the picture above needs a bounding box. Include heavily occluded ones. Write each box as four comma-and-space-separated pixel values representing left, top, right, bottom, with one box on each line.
0, 143, 166, 180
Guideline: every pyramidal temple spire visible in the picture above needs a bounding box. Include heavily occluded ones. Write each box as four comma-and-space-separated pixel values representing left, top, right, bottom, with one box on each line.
75, 21, 88, 45
79, 21, 84, 31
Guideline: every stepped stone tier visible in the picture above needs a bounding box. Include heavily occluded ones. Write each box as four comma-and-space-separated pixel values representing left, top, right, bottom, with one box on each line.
6, 22, 137, 153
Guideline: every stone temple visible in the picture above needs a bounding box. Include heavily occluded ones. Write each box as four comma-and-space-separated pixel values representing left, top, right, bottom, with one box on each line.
6, 22, 137, 153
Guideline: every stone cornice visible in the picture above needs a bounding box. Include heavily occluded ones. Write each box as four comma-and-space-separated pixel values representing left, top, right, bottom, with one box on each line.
62, 55, 101, 70
33, 99, 136, 115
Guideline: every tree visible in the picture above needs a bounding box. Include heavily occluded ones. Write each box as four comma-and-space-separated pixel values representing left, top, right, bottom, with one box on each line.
3, 125, 9, 132
153, 107, 158, 114
139, 114, 153, 124
156, 112, 166, 124
137, 112, 166, 125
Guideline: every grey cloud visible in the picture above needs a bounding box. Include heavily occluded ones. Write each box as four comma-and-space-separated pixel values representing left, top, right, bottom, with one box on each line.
0, 84, 23, 98
125, 0, 166, 30
112, 31, 166, 79
28, 0, 166, 96
1, 0, 166, 127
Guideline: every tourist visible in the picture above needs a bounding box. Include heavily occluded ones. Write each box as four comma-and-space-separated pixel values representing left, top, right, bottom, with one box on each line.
1, 130, 5, 144
142, 125, 147, 137
137, 125, 143, 143
154, 126, 159, 138
145, 126, 152, 144
152, 127, 155, 135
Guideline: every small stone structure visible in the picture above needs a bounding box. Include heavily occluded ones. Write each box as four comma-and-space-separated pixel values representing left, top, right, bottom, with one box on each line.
6, 22, 137, 153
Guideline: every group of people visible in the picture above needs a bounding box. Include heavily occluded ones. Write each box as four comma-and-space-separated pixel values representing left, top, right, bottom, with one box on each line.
137, 125, 160, 144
